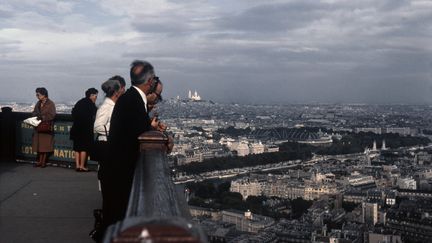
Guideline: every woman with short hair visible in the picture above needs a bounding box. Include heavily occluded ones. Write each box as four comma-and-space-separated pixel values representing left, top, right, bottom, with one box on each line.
70, 88, 98, 172
94, 79, 124, 142
32, 87, 56, 168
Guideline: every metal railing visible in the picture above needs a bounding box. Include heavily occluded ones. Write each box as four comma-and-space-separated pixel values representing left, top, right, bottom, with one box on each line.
0, 109, 96, 167
103, 131, 207, 243
0, 108, 207, 242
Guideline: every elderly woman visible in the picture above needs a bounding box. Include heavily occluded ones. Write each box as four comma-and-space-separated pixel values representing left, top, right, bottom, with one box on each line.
92, 77, 125, 242
70, 88, 98, 172
94, 77, 125, 142
32, 87, 56, 168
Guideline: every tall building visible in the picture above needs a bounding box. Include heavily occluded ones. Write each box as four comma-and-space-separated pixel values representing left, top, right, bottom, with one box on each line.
381, 139, 387, 150
385, 127, 413, 136
368, 233, 402, 243
236, 142, 250, 156
188, 90, 201, 101
386, 200, 432, 242
230, 178, 264, 199
397, 178, 417, 190
250, 141, 265, 154
362, 201, 378, 226
221, 209, 274, 233
347, 175, 376, 191
355, 127, 382, 134
304, 184, 338, 200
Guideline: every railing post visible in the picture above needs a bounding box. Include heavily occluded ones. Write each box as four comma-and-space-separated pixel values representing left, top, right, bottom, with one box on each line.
0, 107, 16, 162
103, 131, 207, 243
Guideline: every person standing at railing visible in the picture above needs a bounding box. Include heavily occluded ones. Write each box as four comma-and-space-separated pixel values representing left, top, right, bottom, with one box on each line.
32, 87, 56, 168
90, 77, 125, 242
94, 77, 125, 142
146, 78, 174, 153
70, 88, 98, 172
102, 60, 163, 233
147, 76, 166, 131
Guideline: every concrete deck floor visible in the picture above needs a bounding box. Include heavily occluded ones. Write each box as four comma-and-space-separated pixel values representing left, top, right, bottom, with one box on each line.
0, 162, 101, 243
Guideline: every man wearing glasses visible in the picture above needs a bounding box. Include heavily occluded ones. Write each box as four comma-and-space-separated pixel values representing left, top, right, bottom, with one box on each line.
146, 78, 173, 150
147, 76, 163, 113
100, 60, 165, 235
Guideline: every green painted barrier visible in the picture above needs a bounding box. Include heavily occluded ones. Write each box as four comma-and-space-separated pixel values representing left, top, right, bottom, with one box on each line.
15, 121, 97, 165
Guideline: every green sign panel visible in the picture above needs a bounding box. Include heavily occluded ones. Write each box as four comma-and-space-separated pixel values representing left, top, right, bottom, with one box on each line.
15, 121, 96, 165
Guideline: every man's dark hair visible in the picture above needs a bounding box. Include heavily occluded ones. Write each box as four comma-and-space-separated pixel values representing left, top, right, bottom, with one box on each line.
109, 75, 126, 87
35, 87, 48, 97
85, 88, 98, 98
130, 60, 154, 86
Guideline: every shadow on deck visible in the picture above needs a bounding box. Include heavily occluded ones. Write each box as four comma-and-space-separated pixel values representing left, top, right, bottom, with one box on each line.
0, 162, 100, 243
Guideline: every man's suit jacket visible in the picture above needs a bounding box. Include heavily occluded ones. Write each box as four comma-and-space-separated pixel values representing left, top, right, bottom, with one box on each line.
107, 87, 151, 177
99, 87, 151, 228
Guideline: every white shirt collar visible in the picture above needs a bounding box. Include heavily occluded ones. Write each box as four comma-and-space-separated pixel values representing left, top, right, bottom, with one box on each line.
133, 86, 147, 112
104, 97, 115, 106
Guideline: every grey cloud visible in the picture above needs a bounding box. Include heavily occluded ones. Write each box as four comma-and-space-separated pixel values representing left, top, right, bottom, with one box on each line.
377, 0, 410, 11
0, 38, 22, 57
2, 11, 62, 31
131, 12, 215, 37
1, 0, 431, 105
379, 13, 432, 39
0, 9, 14, 19
3, 0, 75, 15
217, 1, 329, 33
132, 20, 191, 34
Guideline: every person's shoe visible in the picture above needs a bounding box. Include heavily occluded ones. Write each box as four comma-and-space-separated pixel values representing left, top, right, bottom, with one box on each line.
41, 164, 46, 168
81, 167, 89, 172
33, 163, 41, 167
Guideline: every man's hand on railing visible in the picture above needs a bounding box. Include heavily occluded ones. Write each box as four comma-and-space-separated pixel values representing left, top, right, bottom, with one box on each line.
151, 117, 168, 132
150, 117, 159, 129
157, 122, 168, 132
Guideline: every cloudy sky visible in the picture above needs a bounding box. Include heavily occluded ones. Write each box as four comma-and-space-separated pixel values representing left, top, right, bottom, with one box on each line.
0, 0, 431, 104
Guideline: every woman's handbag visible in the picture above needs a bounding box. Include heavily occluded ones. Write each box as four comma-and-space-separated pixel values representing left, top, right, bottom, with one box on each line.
36, 120, 53, 133
90, 126, 109, 161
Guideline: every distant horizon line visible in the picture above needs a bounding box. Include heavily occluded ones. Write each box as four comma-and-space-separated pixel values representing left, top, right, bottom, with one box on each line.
1, 98, 432, 107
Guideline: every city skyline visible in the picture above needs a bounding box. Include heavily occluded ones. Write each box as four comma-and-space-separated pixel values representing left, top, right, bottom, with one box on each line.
2, 82, 432, 242
1, 0, 431, 104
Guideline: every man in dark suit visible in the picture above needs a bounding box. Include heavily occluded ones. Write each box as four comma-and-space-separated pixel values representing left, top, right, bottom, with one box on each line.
100, 60, 163, 236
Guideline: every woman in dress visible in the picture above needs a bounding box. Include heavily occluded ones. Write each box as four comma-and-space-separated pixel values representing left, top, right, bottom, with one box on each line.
32, 87, 56, 168
92, 77, 125, 242
70, 88, 98, 172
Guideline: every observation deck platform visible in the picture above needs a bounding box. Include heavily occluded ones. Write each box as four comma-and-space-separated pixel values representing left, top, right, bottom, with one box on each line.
0, 162, 100, 243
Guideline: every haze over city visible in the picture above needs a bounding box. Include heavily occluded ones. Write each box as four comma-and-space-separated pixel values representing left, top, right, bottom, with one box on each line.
1, 0, 431, 104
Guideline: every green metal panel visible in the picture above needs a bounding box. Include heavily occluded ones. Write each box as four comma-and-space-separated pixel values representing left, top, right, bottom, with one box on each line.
15, 121, 97, 165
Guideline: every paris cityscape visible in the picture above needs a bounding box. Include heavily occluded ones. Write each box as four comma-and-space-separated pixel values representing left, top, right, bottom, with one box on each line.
2, 90, 432, 242
1, 0, 432, 242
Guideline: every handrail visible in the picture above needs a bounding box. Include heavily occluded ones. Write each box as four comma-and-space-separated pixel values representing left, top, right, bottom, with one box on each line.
0, 109, 92, 166
103, 131, 207, 243
1, 109, 207, 241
